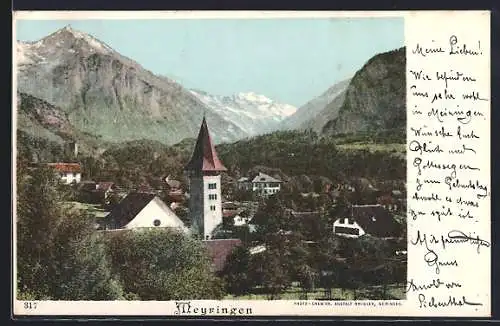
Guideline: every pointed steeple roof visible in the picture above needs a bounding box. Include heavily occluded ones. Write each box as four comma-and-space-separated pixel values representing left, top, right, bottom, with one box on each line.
185, 117, 227, 173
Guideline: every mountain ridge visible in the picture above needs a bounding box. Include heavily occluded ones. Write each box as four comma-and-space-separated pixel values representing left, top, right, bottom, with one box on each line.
322, 47, 406, 136
16, 26, 274, 145
15, 26, 406, 150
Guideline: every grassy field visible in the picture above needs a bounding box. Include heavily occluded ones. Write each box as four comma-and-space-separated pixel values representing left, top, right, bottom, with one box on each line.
224, 284, 405, 301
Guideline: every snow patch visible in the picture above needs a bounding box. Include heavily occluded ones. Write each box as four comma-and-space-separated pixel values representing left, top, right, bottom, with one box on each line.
190, 89, 297, 137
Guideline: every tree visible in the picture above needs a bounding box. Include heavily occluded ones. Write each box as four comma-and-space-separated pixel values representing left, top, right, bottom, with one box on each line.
16, 167, 123, 300
17, 167, 61, 299
105, 229, 225, 300
249, 249, 290, 300
46, 212, 124, 300
221, 246, 254, 296
252, 195, 286, 236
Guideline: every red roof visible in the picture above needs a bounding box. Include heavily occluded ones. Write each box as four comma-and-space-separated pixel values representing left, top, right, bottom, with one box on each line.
203, 239, 242, 272
222, 209, 239, 218
185, 117, 227, 173
47, 163, 81, 173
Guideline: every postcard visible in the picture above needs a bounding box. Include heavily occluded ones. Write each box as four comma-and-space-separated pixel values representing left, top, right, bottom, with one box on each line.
12, 10, 491, 318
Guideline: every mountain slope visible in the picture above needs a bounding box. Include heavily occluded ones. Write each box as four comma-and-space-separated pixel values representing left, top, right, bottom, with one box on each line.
16, 26, 247, 145
190, 90, 297, 136
322, 47, 406, 136
16, 92, 110, 155
280, 78, 350, 132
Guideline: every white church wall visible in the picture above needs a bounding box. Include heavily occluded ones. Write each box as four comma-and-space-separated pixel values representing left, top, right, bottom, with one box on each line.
125, 197, 187, 233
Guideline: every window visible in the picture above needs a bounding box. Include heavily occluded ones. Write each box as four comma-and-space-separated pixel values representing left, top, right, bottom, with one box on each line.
209, 194, 218, 200
153, 219, 161, 227
210, 205, 216, 211
208, 183, 217, 190
334, 226, 359, 236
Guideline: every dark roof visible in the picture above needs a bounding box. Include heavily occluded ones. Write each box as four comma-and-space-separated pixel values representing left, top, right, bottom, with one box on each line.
105, 192, 156, 229
203, 239, 242, 272
251, 172, 282, 183
184, 117, 227, 173
351, 205, 401, 237
79, 181, 97, 191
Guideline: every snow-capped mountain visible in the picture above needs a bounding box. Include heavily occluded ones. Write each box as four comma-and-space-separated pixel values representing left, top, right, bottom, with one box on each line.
15, 25, 250, 145
16, 25, 300, 144
190, 90, 297, 136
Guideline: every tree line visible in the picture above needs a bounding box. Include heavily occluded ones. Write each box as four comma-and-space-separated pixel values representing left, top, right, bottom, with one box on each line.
16, 164, 223, 300
220, 194, 406, 300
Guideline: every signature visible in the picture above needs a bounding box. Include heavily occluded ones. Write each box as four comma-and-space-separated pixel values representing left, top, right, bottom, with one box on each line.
419, 294, 483, 308
406, 278, 462, 293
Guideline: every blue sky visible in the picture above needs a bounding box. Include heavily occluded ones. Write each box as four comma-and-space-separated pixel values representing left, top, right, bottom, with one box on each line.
16, 18, 404, 107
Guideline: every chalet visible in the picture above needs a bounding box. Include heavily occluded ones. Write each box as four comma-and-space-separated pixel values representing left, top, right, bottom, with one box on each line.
237, 177, 252, 191
101, 192, 187, 232
376, 194, 399, 212
251, 172, 282, 196
233, 214, 248, 227
203, 239, 242, 273
237, 173, 283, 196
332, 204, 402, 238
47, 163, 82, 184
222, 207, 250, 227
78, 181, 117, 204
164, 175, 181, 190
97, 182, 117, 203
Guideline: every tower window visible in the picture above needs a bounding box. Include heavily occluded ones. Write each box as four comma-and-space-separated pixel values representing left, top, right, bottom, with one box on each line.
208, 183, 217, 190
210, 205, 216, 211
209, 194, 218, 200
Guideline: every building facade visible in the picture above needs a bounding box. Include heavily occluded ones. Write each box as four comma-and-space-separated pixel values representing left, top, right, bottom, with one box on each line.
332, 204, 402, 238
47, 163, 82, 184
251, 172, 282, 196
102, 192, 187, 232
184, 117, 227, 240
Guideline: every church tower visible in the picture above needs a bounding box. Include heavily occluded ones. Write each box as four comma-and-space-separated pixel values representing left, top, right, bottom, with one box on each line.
184, 117, 227, 240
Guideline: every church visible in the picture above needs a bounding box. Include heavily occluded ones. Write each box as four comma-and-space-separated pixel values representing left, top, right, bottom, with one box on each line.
184, 117, 227, 240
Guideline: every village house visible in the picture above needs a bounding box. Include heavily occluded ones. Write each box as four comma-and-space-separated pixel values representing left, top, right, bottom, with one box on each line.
164, 174, 181, 191
222, 209, 250, 227
47, 163, 82, 184
237, 172, 283, 197
101, 192, 188, 232
236, 177, 252, 191
78, 181, 117, 204
332, 204, 402, 239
